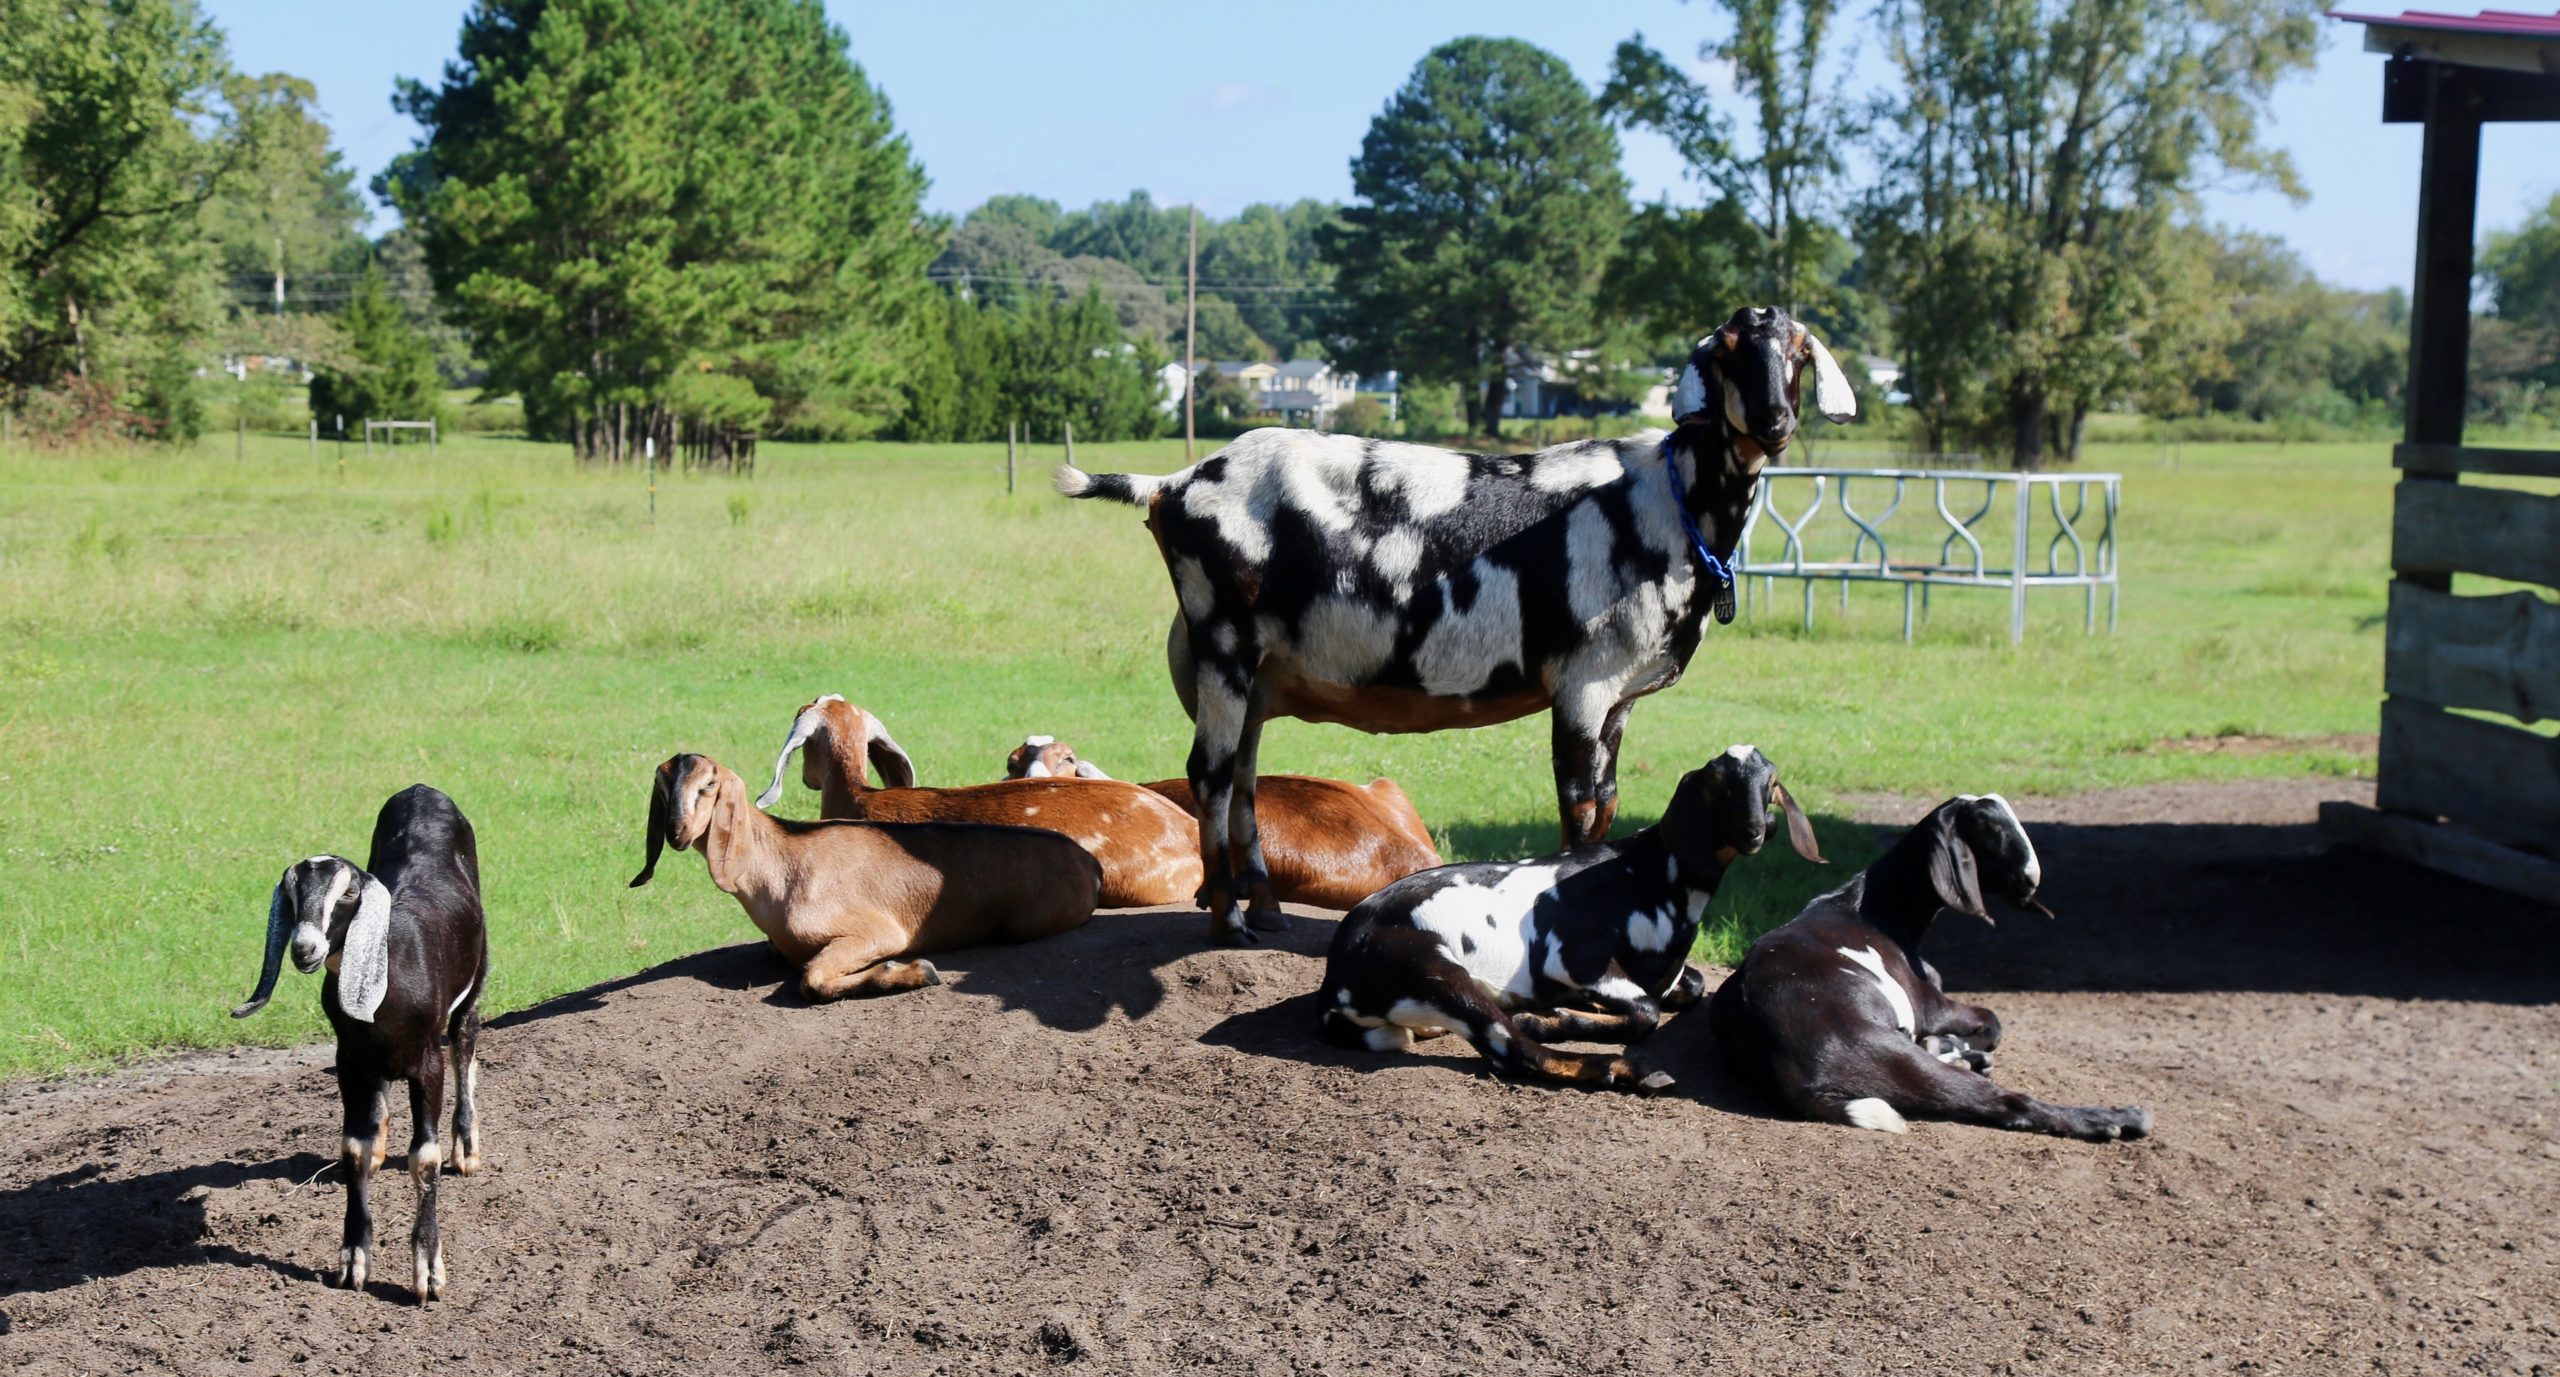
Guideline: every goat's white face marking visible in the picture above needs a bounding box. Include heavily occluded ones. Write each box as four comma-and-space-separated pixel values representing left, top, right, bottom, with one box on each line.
1022, 760, 1051, 778
1838, 945, 1917, 1037
1411, 558, 1525, 696
292, 863, 354, 973
1976, 792, 2039, 887
1843, 1097, 1910, 1134
1725, 743, 1756, 761
1406, 864, 1562, 999
1721, 375, 1751, 435
1023, 734, 1055, 749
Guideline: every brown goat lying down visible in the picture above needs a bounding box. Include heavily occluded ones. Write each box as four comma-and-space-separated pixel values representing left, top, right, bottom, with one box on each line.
632, 754, 1102, 1000
755, 696, 1201, 909
1004, 736, 1442, 911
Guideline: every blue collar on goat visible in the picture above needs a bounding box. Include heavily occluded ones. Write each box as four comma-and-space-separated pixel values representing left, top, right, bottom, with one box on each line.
1663, 432, 1739, 597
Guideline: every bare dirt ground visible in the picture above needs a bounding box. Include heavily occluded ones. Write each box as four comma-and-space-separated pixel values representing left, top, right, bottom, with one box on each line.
5, 778, 2556, 1375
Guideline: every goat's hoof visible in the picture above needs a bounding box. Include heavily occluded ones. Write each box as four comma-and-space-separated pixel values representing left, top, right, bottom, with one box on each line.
1207, 915, 1258, 947
451, 1147, 482, 1176
1634, 1070, 1677, 1095
413, 1246, 443, 1303
915, 960, 944, 987
336, 1248, 367, 1290
1245, 907, 1292, 933
2117, 1107, 2154, 1141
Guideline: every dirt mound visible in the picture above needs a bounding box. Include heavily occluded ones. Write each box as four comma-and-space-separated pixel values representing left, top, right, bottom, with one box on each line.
5, 779, 2556, 1374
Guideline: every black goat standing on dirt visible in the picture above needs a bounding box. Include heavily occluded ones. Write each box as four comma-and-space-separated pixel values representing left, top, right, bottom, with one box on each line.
1709, 795, 2153, 1142
234, 784, 489, 1300
1319, 747, 1823, 1093
1057, 307, 1858, 944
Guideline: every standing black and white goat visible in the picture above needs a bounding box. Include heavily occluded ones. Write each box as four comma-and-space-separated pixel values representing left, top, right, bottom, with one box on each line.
1708, 795, 2153, 1142
1059, 306, 1856, 942
233, 784, 489, 1300
1318, 746, 1822, 1092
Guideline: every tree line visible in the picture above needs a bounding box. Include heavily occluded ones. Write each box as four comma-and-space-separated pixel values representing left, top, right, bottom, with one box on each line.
2, 0, 2553, 464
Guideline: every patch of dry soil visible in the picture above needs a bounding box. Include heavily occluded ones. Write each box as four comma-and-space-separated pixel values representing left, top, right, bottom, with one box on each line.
5, 778, 2556, 1374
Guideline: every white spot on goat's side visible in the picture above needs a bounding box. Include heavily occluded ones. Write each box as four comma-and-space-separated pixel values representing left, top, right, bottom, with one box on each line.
1371, 527, 1424, 586
1843, 1097, 1910, 1134
1565, 503, 1622, 625
1174, 556, 1217, 620
1294, 597, 1399, 682
1627, 907, 1675, 953
1530, 441, 1625, 493
1411, 560, 1524, 696
1370, 444, 1472, 520
1837, 945, 1917, 1037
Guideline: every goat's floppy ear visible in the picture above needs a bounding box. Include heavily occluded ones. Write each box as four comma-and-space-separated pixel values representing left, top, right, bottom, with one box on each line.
1770, 781, 1826, 864
866, 723, 917, 790
756, 707, 827, 810
1929, 810, 1988, 920
232, 877, 294, 1018
631, 764, 671, 888
1804, 333, 1858, 424
1671, 332, 1726, 426
1073, 759, 1111, 780
335, 876, 394, 1023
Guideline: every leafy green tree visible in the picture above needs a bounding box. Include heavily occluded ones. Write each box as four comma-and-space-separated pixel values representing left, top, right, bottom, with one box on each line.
307, 267, 441, 427
1321, 38, 1629, 436
393, 0, 936, 462
1200, 200, 1341, 357
1189, 296, 1270, 362
0, 0, 248, 414
2181, 229, 2404, 425
1859, 0, 2321, 466
2481, 193, 2560, 409
1604, 0, 1844, 310
203, 74, 368, 319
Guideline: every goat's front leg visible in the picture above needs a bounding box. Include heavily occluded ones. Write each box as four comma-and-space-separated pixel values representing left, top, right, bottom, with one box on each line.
1187, 656, 1258, 945
1513, 980, 1665, 1046
1658, 963, 1709, 1012
1549, 689, 1616, 848
801, 931, 944, 1001
1590, 699, 1637, 841
335, 1071, 382, 1290
1915, 992, 2003, 1051
406, 1056, 448, 1303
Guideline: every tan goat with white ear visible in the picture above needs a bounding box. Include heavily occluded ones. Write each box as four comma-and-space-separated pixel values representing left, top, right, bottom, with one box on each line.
756, 695, 1202, 909
632, 753, 1102, 1000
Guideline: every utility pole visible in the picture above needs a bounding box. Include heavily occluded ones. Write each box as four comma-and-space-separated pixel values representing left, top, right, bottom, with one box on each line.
1185, 203, 1198, 462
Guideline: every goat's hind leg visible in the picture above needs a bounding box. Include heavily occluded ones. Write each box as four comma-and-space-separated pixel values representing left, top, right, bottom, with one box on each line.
407, 1056, 448, 1302
1226, 705, 1287, 933
335, 1072, 382, 1290
1186, 651, 1258, 945
1820, 1038, 2148, 1142
802, 933, 943, 1001
1326, 942, 1671, 1094
449, 1000, 484, 1174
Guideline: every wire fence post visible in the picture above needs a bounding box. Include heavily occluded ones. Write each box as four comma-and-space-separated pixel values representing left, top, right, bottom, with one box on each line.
1006, 421, 1017, 495
235, 416, 244, 462
430, 418, 439, 459
645, 435, 657, 526
2010, 474, 2032, 646
308, 418, 317, 465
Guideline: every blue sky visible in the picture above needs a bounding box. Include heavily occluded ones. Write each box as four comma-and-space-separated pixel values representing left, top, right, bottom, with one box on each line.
209, 1, 2557, 293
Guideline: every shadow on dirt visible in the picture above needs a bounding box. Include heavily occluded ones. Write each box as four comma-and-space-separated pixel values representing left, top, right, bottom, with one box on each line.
1929, 817, 2560, 1003
945, 907, 1341, 1032
491, 942, 788, 1029
0, 1154, 331, 1299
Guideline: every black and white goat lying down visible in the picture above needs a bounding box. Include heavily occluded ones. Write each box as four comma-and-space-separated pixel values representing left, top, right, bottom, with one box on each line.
234, 784, 489, 1300
1059, 306, 1857, 944
1709, 795, 2152, 1142
1318, 747, 1821, 1092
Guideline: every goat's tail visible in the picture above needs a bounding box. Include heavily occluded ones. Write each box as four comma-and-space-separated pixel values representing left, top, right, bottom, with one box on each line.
1053, 463, 1168, 506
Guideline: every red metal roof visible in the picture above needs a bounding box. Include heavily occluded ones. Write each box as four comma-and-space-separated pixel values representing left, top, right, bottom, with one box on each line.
2330, 9, 2560, 36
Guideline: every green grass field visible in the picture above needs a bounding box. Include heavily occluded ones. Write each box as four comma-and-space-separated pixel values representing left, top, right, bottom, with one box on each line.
0, 429, 2442, 1079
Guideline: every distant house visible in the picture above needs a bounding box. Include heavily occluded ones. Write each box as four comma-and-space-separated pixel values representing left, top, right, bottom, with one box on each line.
1500, 349, 1659, 421
1157, 358, 1362, 426
1863, 354, 1909, 405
